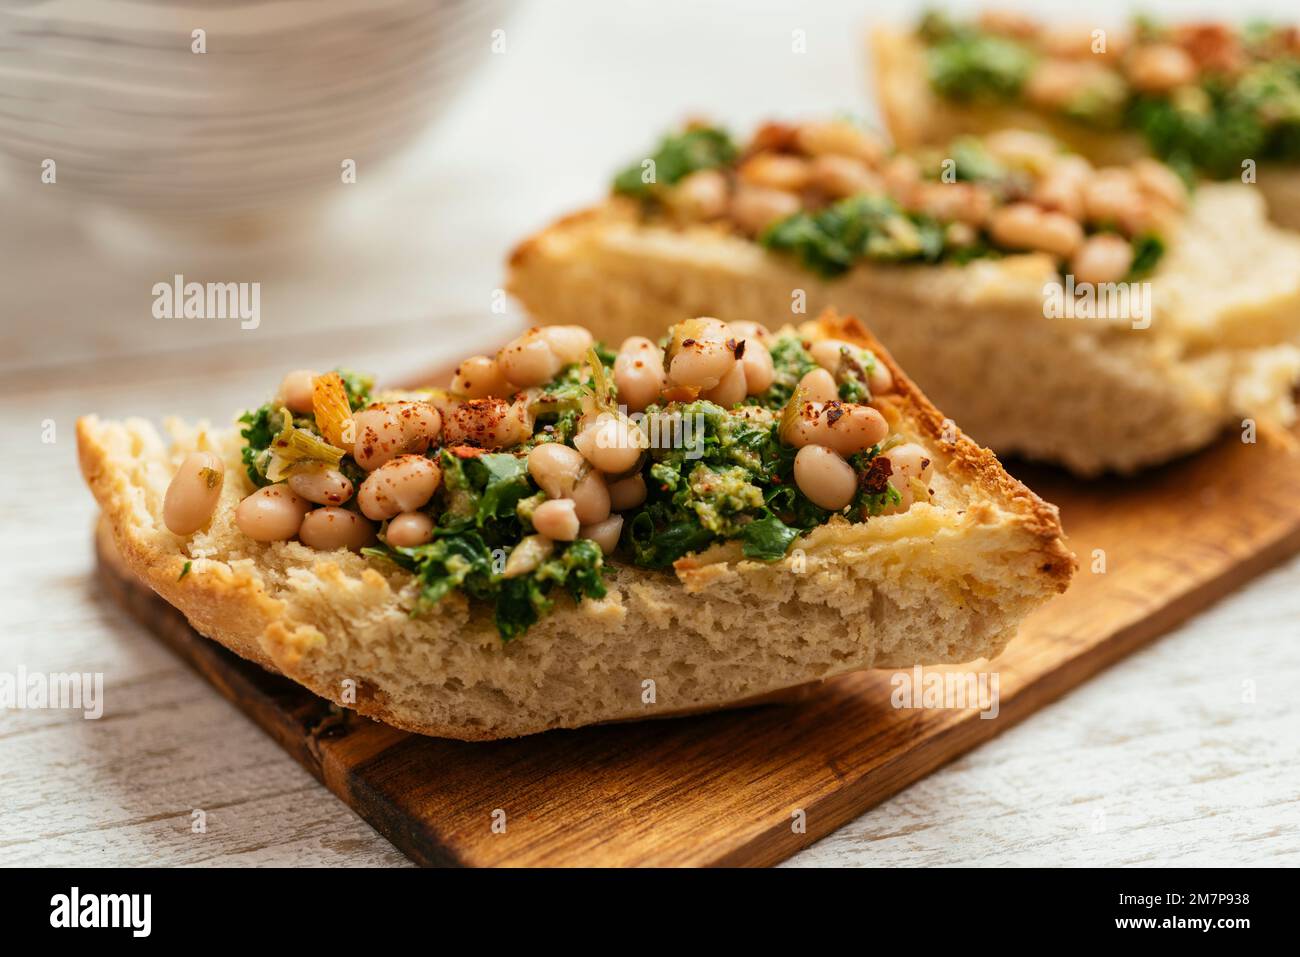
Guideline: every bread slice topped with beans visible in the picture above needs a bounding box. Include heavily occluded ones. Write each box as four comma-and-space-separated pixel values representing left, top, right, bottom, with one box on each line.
507, 119, 1300, 475
870, 11, 1300, 230
78, 311, 1073, 741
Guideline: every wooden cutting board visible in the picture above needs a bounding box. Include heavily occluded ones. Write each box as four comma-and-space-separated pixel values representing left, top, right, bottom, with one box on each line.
95, 410, 1300, 866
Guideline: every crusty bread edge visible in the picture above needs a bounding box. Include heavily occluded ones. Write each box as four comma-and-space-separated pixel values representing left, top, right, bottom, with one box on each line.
812, 310, 1074, 588
868, 25, 935, 151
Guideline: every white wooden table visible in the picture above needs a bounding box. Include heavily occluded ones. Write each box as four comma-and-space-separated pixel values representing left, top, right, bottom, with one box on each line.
3, 0, 1298, 868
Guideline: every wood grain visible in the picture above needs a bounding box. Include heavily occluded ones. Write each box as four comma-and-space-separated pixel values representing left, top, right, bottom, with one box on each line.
95, 393, 1300, 865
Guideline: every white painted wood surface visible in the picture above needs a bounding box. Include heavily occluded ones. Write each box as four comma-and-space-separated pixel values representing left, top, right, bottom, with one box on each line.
3, 0, 1298, 868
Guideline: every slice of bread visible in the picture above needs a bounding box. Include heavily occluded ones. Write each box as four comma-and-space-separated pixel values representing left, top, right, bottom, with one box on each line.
509, 188, 1300, 476
78, 313, 1073, 741
868, 25, 1300, 231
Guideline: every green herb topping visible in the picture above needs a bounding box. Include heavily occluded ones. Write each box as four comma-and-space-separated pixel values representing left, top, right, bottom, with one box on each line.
613, 127, 739, 197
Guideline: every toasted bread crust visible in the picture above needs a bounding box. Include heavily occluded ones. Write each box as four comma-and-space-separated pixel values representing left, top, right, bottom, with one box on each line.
816, 312, 1074, 586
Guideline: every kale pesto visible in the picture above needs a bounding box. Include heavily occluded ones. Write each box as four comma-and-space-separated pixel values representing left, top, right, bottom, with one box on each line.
242, 337, 910, 641
365, 448, 608, 642
760, 194, 948, 278
613, 127, 739, 198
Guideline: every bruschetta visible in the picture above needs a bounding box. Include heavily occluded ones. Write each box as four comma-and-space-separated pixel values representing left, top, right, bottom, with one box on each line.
508, 121, 1300, 475
78, 312, 1073, 740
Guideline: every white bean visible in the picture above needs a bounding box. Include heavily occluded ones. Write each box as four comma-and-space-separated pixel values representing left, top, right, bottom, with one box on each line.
988, 203, 1084, 258
868, 359, 894, 395
287, 467, 354, 506
163, 451, 225, 536
497, 331, 562, 387
821, 405, 891, 456
235, 484, 311, 542
580, 514, 624, 555
1133, 158, 1187, 210
703, 362, 748, 407
357, 455, 442, 521
668, 169, 729, 220
607, 473, 647, 511
1032, 156, 1091, 220
443, 397, 533, 449
532, 498, 580, 541
1127, 43, 1196, 93
619, 334, 662, 353
738, 152, 811, 191
277, 370, 318, 414
882, 154, 922, 205
385, 511, 434, 548
452, 355, 514, 399
538, 325, 595, 365
1069, 234, 1134, 284
614, 339, 668, 413
352, 406, 405, 471
299, 507, 376, 551
730, 185, 801, 235
798, 368, 839, 404
983, 129, 1059, 167
1083, 169, 1145, 230
809, 339, 849, 372
880, 442, 934, 514
527, 442, 586, 499
809, 153, 879, 198
573, 413, 647, 474
683, 317, 730, 339
389, 401, 442, 454
668, 336, 737, 391
794, 445, 857, 511
785, 402, 889, 455
726, 321, 773, 346
570, 470, 611, 525
811, 340, 892, 395
910, 182, 993, 225
794, 120, 883, 162
1025, 59, 1098, 110
739, 340, 775, 395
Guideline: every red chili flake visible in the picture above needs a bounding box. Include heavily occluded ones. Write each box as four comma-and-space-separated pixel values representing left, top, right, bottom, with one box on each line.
860, 456, 893, 495
449, 445, 488, 459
